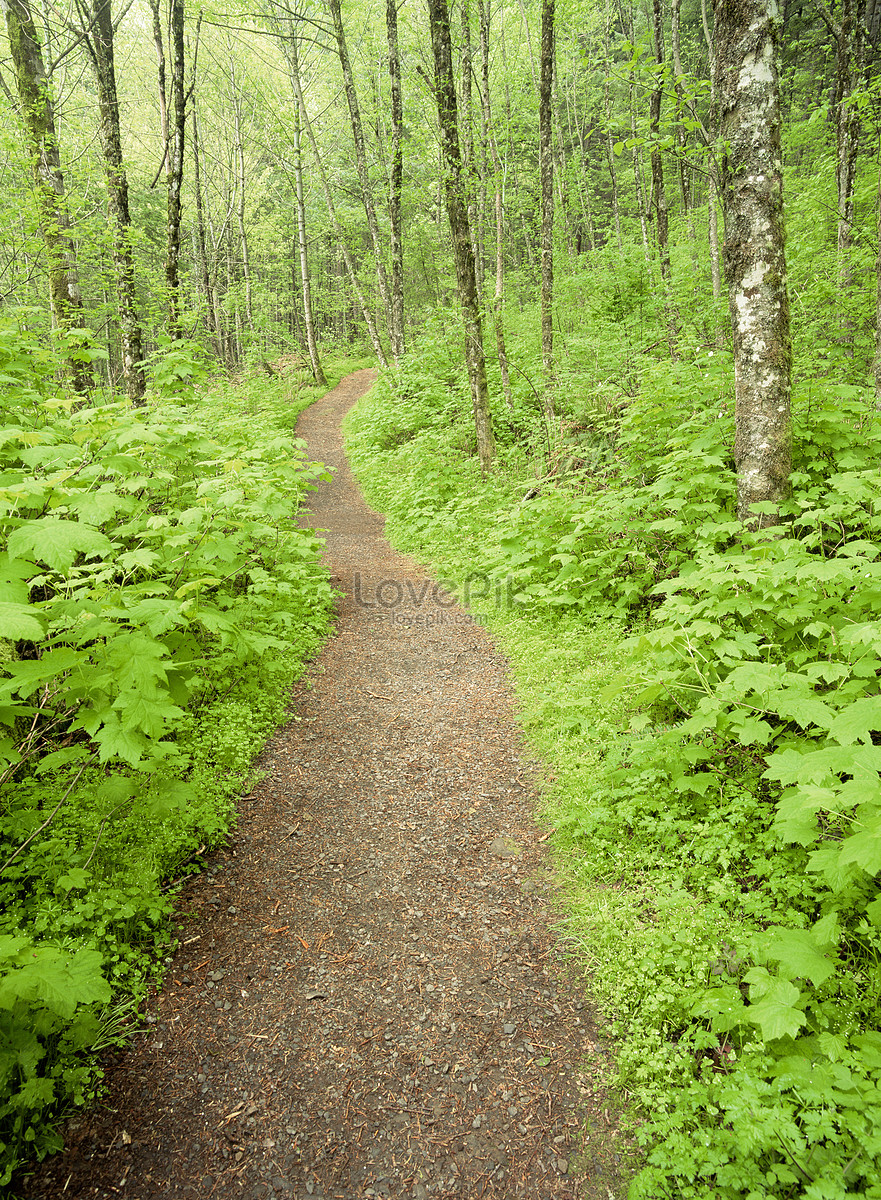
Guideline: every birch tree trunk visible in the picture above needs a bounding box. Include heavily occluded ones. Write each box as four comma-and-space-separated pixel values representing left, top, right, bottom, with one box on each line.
701, 0, 724, 311
87, 0, 146, 403
603, 8, 623, 251
5, 0, 92, 391
671, 0, 698, 270
428, 0, 495, 472
147, 0, 168, 178
192, 105, 221, 355
715, 0, 792, 526
622, 1, 652, 262
230, 71, 254, 334
822, 0, 862, 352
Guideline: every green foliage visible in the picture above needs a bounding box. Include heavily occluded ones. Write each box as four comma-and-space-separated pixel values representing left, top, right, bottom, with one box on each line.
145, 335, 213, 401
0, 324, 336, 1182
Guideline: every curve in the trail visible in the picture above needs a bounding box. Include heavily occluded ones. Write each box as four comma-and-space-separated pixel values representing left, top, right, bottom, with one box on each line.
22, 370, 620, 1200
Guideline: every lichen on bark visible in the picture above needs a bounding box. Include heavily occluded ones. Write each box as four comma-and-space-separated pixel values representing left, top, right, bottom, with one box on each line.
714, 0, 792, 527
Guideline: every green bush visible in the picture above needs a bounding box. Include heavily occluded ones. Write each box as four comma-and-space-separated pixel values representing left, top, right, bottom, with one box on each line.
0, 323, 336, 1183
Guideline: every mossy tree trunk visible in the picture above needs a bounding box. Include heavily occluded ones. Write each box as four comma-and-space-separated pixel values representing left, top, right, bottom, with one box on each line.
428, 0, 495, 472
85, 0, 146, 404
5, 0, 92, 392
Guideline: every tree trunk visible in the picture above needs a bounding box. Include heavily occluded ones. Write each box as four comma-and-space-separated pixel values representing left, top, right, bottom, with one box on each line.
147, 0, 168, 178
87, 0, 146, 404
603, 10, 623, 251
539, 0, 555, 422
671, 0, 698, 270
5, 0, 92, 391
165, 0, 185, 339
701, 0, 724, 338
715, 0, 792, 526
282, 28, 389, 367
428, 0, 495, 472
192, 104, 221, 355
874, 149, 881, 402
230, 74, 254, 335
828, 0, 862, 353
386, 0, 406, 362
650, 0, 672, 280
327, 0, 393, 346
622, 1, 652, 262
477, 0, 512, 408
288, 34, 326, 387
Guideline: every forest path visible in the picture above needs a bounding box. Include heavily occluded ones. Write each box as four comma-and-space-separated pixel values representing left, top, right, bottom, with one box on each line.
23, 370, 621, 1200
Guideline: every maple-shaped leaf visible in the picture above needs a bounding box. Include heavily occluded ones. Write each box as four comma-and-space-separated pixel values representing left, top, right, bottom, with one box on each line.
0, 947, 110, 1019
0, 602, 44, 640
115, 692, 184, 739
7, 518, 112, 570
839, 812, 881, 875
743, 971, 807, 1040
829, 696, 881, 745
773, 784, 833, 845
91, 713, 149, 765
105, 634, 168, 696
764, 927, 837, 986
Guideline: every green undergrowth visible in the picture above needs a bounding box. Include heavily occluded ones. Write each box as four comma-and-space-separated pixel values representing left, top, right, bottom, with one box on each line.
345, 328, 881, 1200
0, 331, 356, 1188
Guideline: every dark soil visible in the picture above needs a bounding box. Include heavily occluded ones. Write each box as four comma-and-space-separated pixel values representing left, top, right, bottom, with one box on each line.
19, 370, 625, 1200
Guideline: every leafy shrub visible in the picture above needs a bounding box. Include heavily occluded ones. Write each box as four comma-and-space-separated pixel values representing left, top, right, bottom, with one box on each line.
0, 322, 335, 1182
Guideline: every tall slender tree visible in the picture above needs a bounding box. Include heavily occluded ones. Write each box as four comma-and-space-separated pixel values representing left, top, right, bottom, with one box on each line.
386, 0, 405, 362
539, 0, 555, 421
477, 0, 512, 407
80, 0, 146, 403
327, 0, 394, 347
282, 22, 389, 366
5, 0, 92, 390
427, 0, 495, 471
165, 0, 186, 339
280, 27, 326, 385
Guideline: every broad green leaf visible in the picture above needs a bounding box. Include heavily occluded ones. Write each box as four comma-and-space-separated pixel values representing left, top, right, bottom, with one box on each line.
839, 812, 881, 874
829, 696, 881, 745
743, 972, 806, 1040
105, 634, 168, 695
0, 947, 110, 1019
89, 712, 149, 764
0, 602, 44, 640
773, 785, 835, 845
692, 985, 746, 1033
116, 693, 184, 738
0, 647, 83, 698
7, 518, 113, 570
764, 927, 837, 986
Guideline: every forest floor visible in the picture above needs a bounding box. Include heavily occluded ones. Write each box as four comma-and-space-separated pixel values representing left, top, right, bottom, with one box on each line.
20, 370, 626, 1200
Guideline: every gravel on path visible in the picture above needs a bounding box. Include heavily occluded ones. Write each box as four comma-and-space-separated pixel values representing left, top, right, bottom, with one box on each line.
20, 370, 624, 1200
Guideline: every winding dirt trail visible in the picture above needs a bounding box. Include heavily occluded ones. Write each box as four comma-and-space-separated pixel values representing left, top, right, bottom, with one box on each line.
22, 371, 622, 1200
